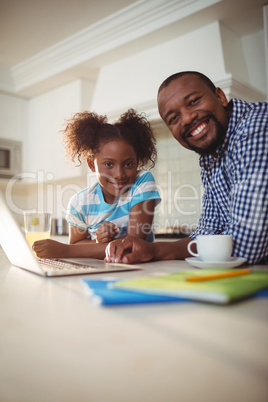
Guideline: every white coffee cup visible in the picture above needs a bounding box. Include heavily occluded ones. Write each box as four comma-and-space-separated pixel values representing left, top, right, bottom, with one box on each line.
187, 235, 233, 261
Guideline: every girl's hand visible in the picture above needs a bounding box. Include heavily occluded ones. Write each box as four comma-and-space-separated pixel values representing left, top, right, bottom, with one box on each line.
32, 239, 68, 258
95, 222, 120, 243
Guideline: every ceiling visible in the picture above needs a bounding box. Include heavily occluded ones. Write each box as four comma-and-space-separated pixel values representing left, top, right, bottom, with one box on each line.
0, 0, 266, 98
0, 0, 136, 66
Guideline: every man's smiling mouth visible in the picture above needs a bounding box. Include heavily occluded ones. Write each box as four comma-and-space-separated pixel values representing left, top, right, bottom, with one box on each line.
190, 121, 208, 137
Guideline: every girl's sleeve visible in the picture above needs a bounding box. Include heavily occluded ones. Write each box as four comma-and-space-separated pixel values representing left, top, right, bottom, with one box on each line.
130, 171, 161, 208
66, 194, 88, 230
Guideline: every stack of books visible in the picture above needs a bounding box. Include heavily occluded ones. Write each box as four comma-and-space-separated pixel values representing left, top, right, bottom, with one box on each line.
82, 268, 268, 306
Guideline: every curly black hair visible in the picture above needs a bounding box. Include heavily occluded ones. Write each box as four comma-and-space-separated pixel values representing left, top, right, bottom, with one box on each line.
61, 108, 157, 169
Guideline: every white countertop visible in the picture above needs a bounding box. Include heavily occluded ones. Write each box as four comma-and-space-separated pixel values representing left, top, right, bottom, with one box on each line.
0, 248, 267, 402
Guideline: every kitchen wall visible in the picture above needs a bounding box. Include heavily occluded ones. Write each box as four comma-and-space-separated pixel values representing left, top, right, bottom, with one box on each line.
92, 21, 266, 116
149, 122, 201, 234
0, 19, 266, 231
0, 80, 92, 225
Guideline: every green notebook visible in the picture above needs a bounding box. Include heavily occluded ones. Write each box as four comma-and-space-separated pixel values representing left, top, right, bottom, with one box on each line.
113, 269, 268, 304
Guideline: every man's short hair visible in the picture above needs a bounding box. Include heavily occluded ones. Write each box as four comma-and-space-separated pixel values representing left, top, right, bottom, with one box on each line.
158, 71, 216, 96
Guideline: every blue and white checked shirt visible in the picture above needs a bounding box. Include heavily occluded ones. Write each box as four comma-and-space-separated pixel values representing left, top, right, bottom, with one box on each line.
190, 98, 268, 264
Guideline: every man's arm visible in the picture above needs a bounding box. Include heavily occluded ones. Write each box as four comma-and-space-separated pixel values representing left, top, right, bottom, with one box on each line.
228, 148, 268, 263
226, 103, 268, 264
195, 103, 268, 264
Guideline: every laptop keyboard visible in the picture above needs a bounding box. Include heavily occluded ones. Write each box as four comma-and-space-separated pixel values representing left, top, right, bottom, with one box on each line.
39, 258, 97, 274
38, 258, 140, 276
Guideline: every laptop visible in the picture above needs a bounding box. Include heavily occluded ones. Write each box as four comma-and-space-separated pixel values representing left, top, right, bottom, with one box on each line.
0, 190, 141, 277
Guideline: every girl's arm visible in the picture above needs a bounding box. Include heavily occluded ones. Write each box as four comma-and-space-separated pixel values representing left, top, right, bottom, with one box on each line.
33, 224, 107, 259
32, 239, 107, 259
104, 199, 157, 261
68, 224, 92, 244
33, 200, 156, 259
127, 199, 155, 240
94, 199, 156, 257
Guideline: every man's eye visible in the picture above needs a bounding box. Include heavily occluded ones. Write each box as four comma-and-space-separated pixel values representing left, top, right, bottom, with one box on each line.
169, 114, 179, 124
189, 97, 200, 106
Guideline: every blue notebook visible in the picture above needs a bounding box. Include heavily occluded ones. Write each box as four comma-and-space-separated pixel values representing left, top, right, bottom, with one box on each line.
82, 279, 189, 306
82, 278, 268, 306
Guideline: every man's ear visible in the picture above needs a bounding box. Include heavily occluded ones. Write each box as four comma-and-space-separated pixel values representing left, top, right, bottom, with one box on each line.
215, 87, 229, 107
87, 157, 95, 172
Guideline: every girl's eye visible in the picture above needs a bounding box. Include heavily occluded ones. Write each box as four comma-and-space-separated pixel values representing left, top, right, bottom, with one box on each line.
125, 162, 134, 167
104, 162, 113, 167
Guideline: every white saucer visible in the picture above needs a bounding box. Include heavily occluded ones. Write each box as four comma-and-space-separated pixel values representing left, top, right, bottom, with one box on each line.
185, 257, 247, 269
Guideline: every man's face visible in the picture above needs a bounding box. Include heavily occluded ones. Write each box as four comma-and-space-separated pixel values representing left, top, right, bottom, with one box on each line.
157, 75, 230, 156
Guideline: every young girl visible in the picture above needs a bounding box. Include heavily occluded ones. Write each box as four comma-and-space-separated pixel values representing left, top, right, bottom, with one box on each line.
33, 109, 161, 259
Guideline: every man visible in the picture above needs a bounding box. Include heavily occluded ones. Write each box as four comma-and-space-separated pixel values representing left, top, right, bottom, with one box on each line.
105, 71, 268, 265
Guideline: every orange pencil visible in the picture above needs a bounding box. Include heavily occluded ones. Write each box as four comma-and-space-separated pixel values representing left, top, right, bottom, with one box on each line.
186, 268, 251, 282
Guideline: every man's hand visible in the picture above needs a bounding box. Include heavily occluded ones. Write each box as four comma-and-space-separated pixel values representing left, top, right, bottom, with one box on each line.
105, 236, 154, 264
95, 222, 120, 243
32, 239, 67, 258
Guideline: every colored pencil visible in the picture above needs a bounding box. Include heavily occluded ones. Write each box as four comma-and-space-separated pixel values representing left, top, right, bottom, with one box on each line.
186, 268, 250, 282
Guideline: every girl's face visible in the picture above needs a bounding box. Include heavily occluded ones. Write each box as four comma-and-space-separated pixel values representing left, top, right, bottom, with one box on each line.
88, 139, 138, 204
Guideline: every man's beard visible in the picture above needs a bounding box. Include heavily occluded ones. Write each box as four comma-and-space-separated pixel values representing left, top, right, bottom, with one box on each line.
182, 114, 226, 155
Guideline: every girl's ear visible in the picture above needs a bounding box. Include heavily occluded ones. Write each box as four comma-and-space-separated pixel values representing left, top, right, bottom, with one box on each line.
87, 157, 95, 172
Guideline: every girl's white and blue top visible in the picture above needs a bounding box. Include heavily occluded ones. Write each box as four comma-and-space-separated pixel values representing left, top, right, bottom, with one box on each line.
66, 170, 161, 242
